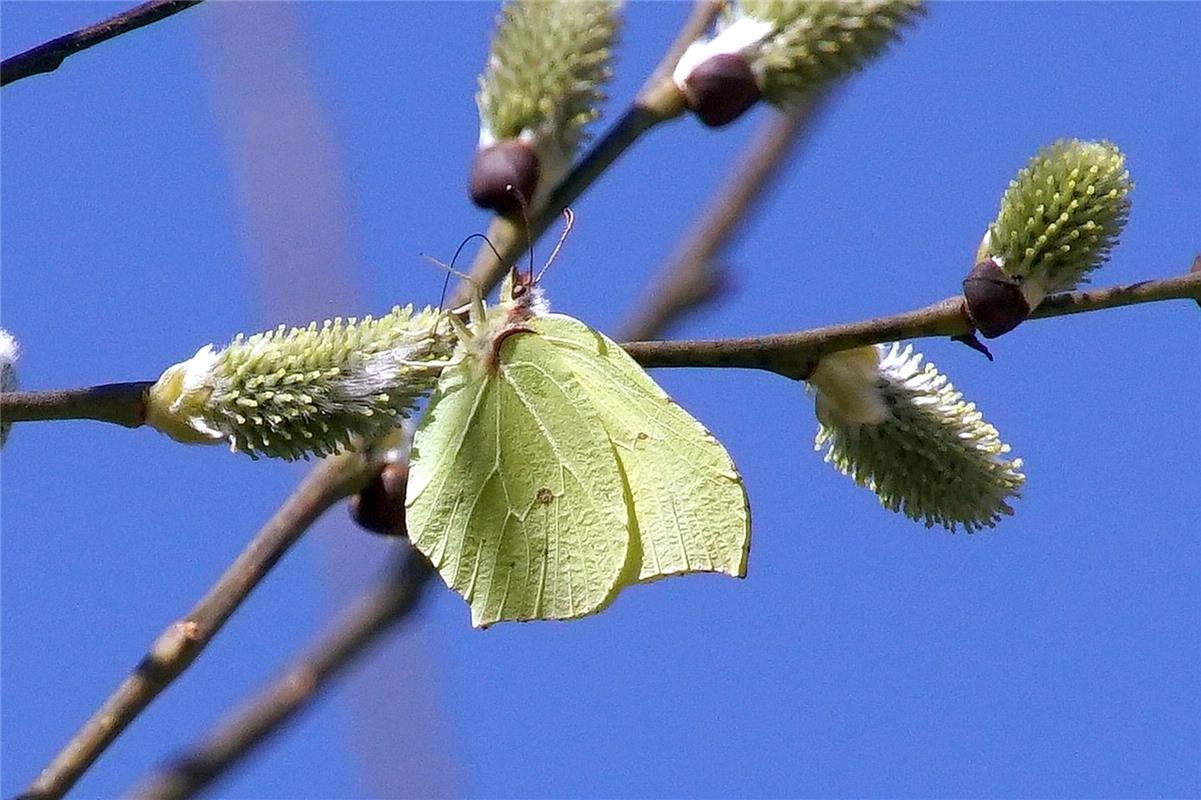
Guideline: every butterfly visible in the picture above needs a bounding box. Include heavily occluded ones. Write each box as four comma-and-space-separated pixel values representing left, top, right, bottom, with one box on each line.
406, 262, 750, 627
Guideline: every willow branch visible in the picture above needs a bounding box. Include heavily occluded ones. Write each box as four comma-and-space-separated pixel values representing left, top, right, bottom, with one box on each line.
1, 0, 202, 87
448, 0, 720, 308
128, 549, 430, 800
23, 452, 373, 800
0, 382, 151, 428
5, 271, 1196, 430
623, 270, 1201, 379
620, 98, 827, 341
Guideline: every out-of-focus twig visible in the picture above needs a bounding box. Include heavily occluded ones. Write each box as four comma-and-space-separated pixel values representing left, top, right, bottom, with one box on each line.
128, 549, 430, 800
22, 453, 372, 800
620, 97, 828, 341
1, 0, 202, 87
449, 0, 722, 308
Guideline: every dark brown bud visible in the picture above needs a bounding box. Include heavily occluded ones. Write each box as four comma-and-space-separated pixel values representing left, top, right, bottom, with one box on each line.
681, 53, 761, 128
468, 139, 540, 215
348, 462, 409, 537
962, 258, 1030, 339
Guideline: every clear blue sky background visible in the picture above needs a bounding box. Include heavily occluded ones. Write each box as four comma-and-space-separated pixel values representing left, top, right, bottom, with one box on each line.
2, 3, 1199, 798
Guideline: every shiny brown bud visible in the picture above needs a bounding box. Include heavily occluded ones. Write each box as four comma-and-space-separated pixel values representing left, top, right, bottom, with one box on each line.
468, 140, 540, 215
963, 258, 1030, 339
348, 462, 409, 537
681, 53, 761, 128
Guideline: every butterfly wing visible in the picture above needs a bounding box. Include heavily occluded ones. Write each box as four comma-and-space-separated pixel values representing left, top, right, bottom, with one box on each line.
407, 333, 634, 627
533, 314, 751, 582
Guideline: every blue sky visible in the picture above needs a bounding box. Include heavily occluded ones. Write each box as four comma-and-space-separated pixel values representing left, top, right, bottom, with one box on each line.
2, 2, 1198, 798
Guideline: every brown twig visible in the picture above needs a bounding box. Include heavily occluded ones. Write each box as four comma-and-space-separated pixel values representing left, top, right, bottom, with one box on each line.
448, 0, 721, 308
623, 270, 1201, 379
6, 270, 1198, 429
0, 381, 152, 428
1, 0, 203, 87
22, 452, 373, 800
620, 98, 827, 341
127, 549, 430, 800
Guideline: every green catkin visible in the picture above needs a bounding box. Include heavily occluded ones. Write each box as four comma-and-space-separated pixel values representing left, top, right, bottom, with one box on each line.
986, 139, 1132, 307
811, 344, 1024, 532
477, 0, 620, 150
148, 306, 455, 461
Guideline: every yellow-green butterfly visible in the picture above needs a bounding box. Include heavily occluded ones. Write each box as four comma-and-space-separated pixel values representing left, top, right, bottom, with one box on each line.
406, 267, 750, 627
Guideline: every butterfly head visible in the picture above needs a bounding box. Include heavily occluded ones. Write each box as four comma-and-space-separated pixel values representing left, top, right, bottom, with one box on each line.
499, 265, 549, 321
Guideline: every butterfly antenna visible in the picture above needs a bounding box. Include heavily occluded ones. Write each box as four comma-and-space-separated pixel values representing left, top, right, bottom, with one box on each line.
505, 184, 536, 286
536, 207, 574, 285
425, 233, 504, 309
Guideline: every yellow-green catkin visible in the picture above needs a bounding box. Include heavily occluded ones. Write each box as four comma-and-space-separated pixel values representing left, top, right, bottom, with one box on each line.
147, 306, 455, 461
810, 344, 1024, 532
729, 0, 922, 103
984, 139, 1132, 308
477, 0, 620, 154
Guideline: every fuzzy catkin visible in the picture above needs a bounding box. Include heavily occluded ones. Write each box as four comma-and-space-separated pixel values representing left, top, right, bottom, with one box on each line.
987, 139, 1132, 307
811, 344, 1024, 532
148, 306, 455, 461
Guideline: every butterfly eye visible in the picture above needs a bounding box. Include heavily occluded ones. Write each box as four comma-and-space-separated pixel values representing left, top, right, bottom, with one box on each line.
512, 283, 528, 299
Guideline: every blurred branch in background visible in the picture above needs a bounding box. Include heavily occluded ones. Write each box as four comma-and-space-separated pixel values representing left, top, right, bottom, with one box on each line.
128, 550, 430, 800
22, 453, 371, 800
122, 81, 848, 800
0, 0, 202, 87
619, 97, 828, 341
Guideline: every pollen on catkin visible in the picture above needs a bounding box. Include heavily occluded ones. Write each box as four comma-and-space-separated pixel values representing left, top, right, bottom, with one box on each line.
146, 306, 455, 461
985, 139, 1132, 308
810, 344, 1025, 532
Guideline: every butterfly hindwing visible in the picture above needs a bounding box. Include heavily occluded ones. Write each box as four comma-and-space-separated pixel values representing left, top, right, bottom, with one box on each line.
531, 314, 751, 582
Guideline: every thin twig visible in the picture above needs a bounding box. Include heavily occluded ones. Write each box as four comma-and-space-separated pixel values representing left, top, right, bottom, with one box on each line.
448, 0, 721, 308
22, 453, 373, 800
0, 381, 152, 428
620, 98, 827, 341
6, 270, 1198, 428
128, 549, 431, 800
1, 0, 202, 87
623, 270, 1201, 379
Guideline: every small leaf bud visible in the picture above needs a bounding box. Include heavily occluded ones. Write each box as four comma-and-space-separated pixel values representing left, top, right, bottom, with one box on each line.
468, 139, 541, 215
680, 53, 762, 128
349, 461, 409, 537
962, 257, 1030, 339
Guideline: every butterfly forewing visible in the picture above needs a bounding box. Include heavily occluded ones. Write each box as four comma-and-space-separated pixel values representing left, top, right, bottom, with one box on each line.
407, 333, 633, 627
